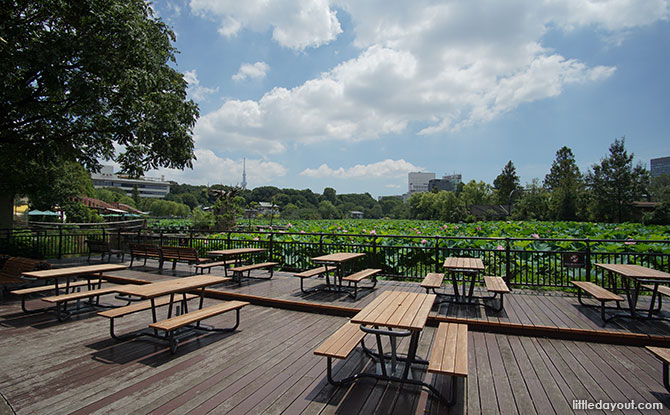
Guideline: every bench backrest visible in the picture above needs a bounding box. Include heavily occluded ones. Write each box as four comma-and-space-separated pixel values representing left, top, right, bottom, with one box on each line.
161, 246, 199, 261
129, 243, 161, 256
1, 257, 50, 277
86, 239, 111, 253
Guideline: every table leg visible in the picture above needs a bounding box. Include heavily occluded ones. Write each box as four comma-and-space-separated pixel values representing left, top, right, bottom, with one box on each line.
466, 271, 477, 302
649, 282, 660, 318
450, 270, 460, 301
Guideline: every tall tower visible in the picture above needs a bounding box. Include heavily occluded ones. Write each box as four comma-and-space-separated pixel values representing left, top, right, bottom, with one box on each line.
241, 158, 247, 190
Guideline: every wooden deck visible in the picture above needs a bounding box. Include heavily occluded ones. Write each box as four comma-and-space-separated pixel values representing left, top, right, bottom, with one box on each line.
1, 260, 670, 413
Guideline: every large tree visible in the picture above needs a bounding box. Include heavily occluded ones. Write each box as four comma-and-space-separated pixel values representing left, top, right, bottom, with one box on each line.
493, 161, 522, 205
0, 0, 199, 227
544, 146, 584, 220
586, 137, 649, 222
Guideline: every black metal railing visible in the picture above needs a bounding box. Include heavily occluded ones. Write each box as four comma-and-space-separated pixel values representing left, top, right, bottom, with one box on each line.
1, 227, 668, 289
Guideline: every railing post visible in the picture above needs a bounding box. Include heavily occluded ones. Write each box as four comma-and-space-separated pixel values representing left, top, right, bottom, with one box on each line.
58, 226, 63, 260
505, 238, 511, 285
189, 229, 193, 248
372, 236, 377, 268
585, 238, 591, 282
435, 237, 441, 273
226, 231, 231, 249
319, 234, 324, 255
269, 232, 274, 262
159, 230, 163, 246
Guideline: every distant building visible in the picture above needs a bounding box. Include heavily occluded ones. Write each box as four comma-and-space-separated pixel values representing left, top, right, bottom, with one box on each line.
90, 166, 170, 198
407, 171, 435, 198
651, 156, 670, 178
350, 210, 364, 219
428, 174, 462, 192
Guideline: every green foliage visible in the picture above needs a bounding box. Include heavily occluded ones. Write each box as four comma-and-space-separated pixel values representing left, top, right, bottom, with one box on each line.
544, 146, 584, 220
512, 179, 549, 220
211, 187, 244, 230
460, 180, 495, 207
191, 207, 215, 230
144, 199, 190, 217
0, 0, 198, 227
62, 202, 104, 223
493, 161, 521, 204
27, 161, 96, 211
586, 137, 649, 222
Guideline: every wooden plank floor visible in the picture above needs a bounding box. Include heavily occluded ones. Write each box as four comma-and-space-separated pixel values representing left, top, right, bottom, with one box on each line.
1, 295, 670, 414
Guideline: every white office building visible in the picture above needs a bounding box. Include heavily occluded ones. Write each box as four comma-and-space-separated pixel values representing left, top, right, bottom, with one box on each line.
90, 166, 170, 198
408, 172, 436, 194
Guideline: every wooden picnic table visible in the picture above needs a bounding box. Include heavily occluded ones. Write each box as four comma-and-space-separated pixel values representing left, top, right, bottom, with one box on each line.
595, 263, 670, 319
206, 248, 267, 277
116, 275, 230, 320
350, 291, 438, 390
311, 252, 365, 292
22, 263, 128, 290
443, 257, 485, 302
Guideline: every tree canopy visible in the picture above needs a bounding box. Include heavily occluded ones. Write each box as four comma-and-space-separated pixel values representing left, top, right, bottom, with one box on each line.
0, 0, 199, 226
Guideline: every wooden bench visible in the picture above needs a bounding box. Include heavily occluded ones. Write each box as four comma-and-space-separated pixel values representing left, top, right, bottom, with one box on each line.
129, 243, 162, 268
314, 322, 367, 385
41, 285, 120, 321
642, 284, 670, 313
11, 279, 103, 313
646, 346, 670, 392
159, 246, 212, 273
571, 280, 623, 325
293, 266, 331, 293
230, 262, 279, 284
342, 268, 381, 299
194, 260, 236, 275
483, 276, 510, 312
427, 322, 468, 406
86, 239, 124, 263
98, 293, 198, 340
149, 300, 250, 353
0, 257, 51, 294
421, 273, 445, 293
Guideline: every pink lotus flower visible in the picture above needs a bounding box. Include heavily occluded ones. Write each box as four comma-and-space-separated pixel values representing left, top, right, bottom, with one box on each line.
454, 225, 459, 229
476, 226, 482, 231
531, 233, 539, 239
416, 231, 421, 235
370, 230, 376, 235
496, 245, 504, 250
253, 237, 259, 241
300, 230, 305, 233
287, 223, 293, 228
362, 229, 367, 233
421, 239, 427, 244
624, 240, 636, 245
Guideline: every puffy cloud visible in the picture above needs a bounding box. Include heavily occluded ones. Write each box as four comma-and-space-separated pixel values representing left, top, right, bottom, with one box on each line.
183, 69, 219, 101
156, 149, 286, 186
300, 159, 422, 179
232, 62, 270, 81
190, 0, 667, 154
189, 0, 342, 50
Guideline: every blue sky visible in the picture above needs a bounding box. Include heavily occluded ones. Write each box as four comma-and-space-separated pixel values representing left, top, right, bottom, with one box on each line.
148, 0, 670, 197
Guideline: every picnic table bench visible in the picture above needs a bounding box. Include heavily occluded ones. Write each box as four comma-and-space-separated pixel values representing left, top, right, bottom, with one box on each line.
571, 280, 623, 325
293, 266, 331, 293
646, 346, 670, 392
420, 272, 509, 312
86, 239, 124, 263
230, 262, 279, 284
150, 300, 249, 353
342, 268, 380, 299
194, 260, 236, 274
41, 285, 121, 321
0, 257, 50, 297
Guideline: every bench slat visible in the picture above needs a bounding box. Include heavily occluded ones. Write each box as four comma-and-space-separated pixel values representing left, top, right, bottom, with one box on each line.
11, 279, 101, 296
232, 262, 279, 273
195, 261, 235, 269
149, 300, 249, 331
343, 268, 381, 282
428, 322, 468, 376
97, 294, 199, 319
647, 346, 670, 364
642, 284, 670, 297
41, 286, 119, 303
294, 267, 329, 278
484, 276, 510, 293
314, 322, 365, 359
571, 281, 623, 301
421, 273, 444, 289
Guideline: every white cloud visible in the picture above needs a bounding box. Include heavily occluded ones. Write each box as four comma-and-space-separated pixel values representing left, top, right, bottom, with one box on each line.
190, 0, 668, 154
155, 149, 286, 186
300, 159, 422, 179
183, 69, 219, 101
232, 62, 270, 81
189, 0, 342, 50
